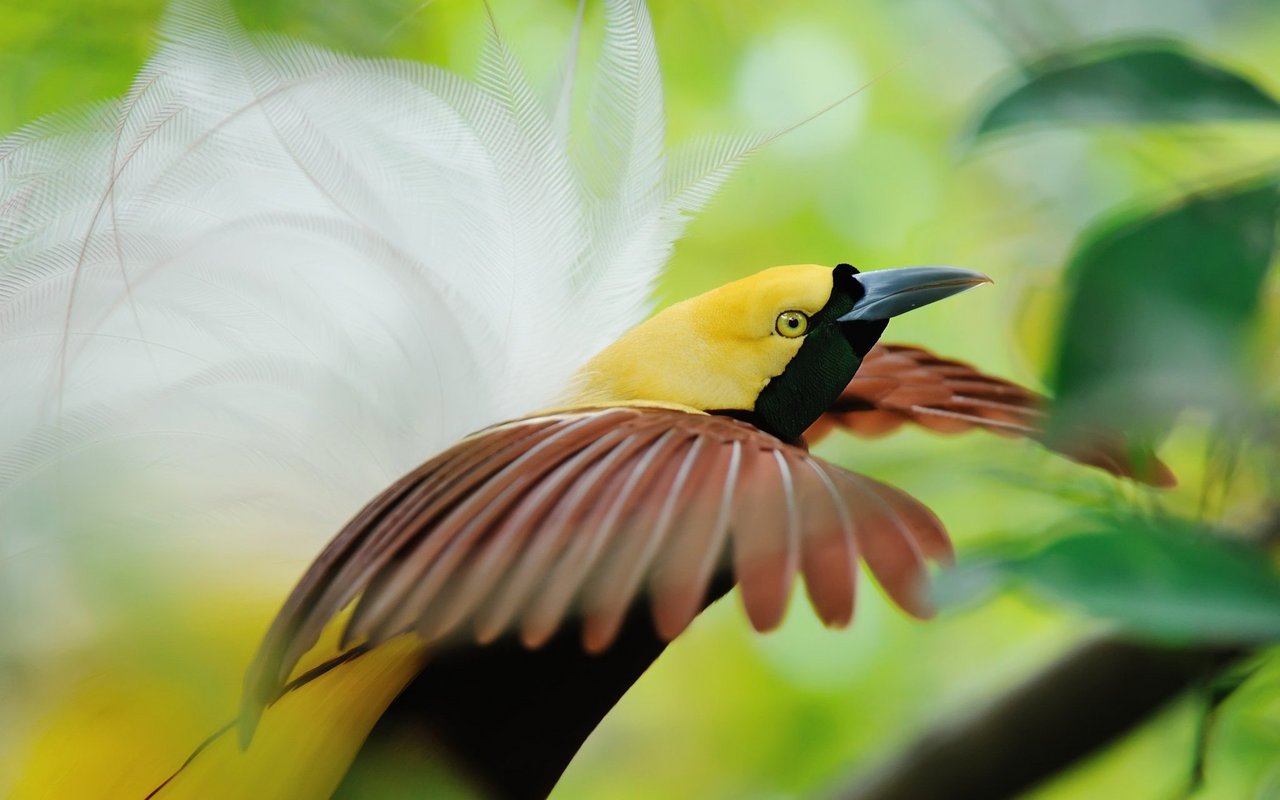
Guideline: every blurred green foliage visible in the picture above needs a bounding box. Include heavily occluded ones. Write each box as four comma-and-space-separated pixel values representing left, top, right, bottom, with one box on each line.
5, 0, 1280, 798
971, 40, 1280, 139
962, 6, 1280, 657
1051, 179, 1279, 439
939, 517, 1280, 644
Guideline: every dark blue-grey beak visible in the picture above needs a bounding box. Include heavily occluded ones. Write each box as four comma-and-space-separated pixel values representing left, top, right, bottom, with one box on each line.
837, 266, 992, 322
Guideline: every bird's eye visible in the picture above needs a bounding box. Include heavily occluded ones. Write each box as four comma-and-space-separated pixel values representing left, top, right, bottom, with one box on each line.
775, 310, 809, 338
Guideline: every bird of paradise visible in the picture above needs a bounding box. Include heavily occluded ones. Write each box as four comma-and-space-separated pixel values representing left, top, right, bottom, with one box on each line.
0, 1, 1166, 797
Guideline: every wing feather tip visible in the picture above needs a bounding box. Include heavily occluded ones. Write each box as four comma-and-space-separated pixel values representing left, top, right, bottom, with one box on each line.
650, 588, 698, 641
739, 589, 789, 633
582, 616, 619, 655
808, 596, 854, 629
473, 620, 503, 646
519, 619, 555, 650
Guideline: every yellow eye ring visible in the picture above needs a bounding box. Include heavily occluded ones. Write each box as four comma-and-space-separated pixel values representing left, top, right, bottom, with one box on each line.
775, 310, 809, 338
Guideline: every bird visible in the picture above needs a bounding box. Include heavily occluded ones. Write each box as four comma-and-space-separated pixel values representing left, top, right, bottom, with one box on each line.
136, 260, 1165, 800
0, 1, 1170, 798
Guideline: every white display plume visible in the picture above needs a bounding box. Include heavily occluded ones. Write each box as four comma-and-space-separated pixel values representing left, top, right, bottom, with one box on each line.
0, 0, 765, 640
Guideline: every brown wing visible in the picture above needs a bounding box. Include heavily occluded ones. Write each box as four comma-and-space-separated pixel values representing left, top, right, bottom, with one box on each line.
245, 405, 951, 717
806, 343, 1175, 487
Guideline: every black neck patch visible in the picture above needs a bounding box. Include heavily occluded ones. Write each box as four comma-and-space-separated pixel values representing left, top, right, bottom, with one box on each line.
744, 264, 888, 443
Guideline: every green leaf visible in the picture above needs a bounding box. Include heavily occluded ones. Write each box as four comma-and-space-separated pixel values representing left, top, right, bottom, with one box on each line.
1048, 178, 1280, 440
972, 39, 1280, 140
952, 518, 1280, 644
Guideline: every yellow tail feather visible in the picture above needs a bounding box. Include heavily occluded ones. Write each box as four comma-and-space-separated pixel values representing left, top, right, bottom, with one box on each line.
152, 639, 425, 799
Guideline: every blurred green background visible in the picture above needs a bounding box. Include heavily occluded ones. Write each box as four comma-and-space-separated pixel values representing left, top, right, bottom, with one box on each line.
3, 0, 1280, 797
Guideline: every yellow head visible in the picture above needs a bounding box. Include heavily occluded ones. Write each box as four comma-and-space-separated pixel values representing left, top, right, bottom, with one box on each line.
572, 263, 988, 441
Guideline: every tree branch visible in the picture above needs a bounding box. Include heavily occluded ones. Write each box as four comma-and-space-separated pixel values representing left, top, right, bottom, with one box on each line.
838, 637, 1242, 800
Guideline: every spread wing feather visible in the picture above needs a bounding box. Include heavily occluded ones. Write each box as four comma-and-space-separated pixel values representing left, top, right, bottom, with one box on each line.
809, 344, 1175, 486
244, 406, 950, 725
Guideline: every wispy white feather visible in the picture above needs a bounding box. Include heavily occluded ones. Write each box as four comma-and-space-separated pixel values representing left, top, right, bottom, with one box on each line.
0, 0, 763, 654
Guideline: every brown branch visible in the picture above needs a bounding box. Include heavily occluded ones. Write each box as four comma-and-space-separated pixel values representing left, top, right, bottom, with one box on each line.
837, 637, 1242, 800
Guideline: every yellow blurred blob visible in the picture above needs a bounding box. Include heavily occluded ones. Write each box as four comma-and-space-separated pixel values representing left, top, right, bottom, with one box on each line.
9, 590, 426, 800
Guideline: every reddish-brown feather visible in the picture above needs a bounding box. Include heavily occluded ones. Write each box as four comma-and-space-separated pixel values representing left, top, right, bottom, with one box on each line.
732, 449, 799, 633
471, 426, 647, 644
808, 343, 1174, 486
582, 436, 708, 653
449, 428, 636, 644
243, 406, 951, 724
647, 440, 741, 640
342, 417, 589, 647
792, 456, 858, 628
520, 427, 688, 648
332, 421, 555, 649
369, 415, 612, 644
829, 469, 935, 619
241, 421, 549, 724
869, 479, 953, 566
